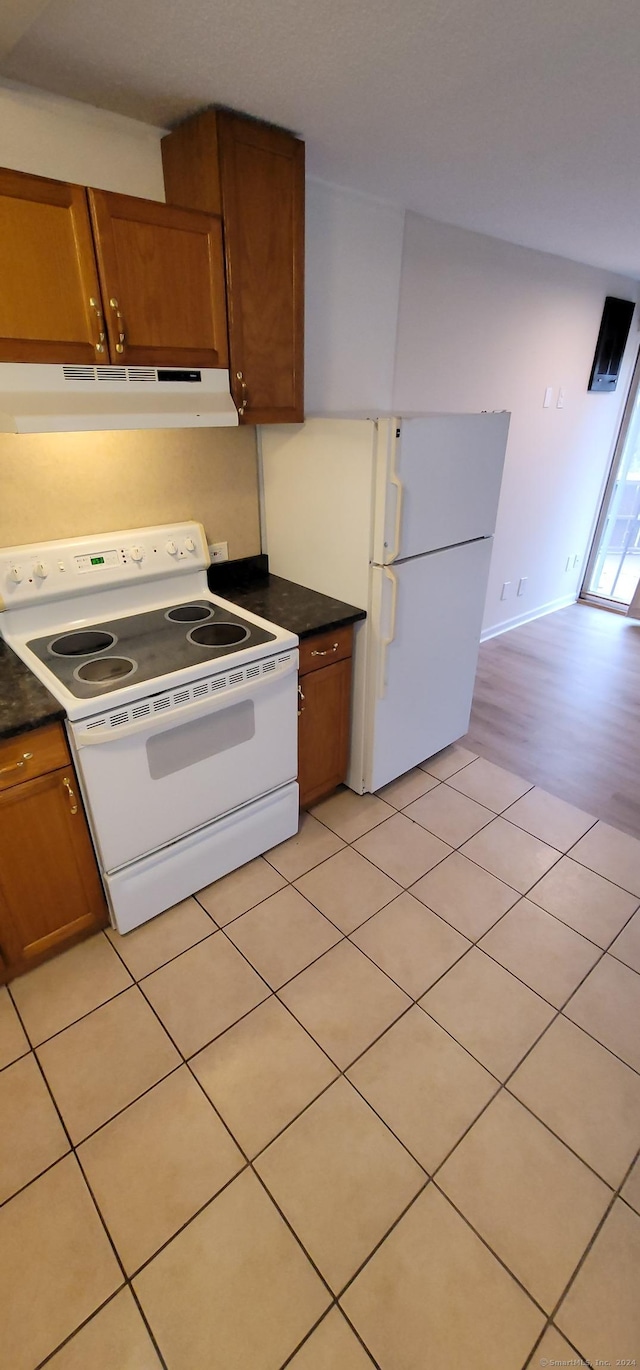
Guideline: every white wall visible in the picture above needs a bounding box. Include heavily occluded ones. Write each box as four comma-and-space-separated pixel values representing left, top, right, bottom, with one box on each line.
393, 212, 639, 635
0, 78, 166, 197
305, 177, 405, 413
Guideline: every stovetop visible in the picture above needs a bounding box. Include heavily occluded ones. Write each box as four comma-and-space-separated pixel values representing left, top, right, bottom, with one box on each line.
26, 600, 277, 700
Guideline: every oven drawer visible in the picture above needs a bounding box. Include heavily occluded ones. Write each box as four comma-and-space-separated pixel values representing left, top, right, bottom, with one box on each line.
70, 655, 298, 872
0, 723, 70, 794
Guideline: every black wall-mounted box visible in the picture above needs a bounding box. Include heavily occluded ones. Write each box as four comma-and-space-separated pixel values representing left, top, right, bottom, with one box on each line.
588, 296, 635, 392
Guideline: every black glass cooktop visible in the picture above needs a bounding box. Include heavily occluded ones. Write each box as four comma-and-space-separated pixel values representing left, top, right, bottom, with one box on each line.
27, 601, 276, 699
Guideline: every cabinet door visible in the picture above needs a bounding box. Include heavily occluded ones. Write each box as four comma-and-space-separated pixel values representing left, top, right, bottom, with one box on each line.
217, 113, 304, 424
0, 766, 107, 973
298, 657, 353, 809
88, 188, 228, 368
0, 166, 105, 364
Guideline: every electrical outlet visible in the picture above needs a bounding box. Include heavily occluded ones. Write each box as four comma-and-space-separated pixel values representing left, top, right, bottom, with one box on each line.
573, 554, 580, 569
208, 541, 229, 563
501, 581, 511, 601
517, 577, 528, 597
557, 388, 566, 409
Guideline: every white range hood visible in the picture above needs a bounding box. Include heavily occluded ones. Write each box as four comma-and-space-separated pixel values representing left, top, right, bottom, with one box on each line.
0, 363, 239, 433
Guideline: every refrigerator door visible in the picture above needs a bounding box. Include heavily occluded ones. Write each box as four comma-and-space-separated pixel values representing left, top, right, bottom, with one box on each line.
363, 537, 492, 792
374, 413, 510, 563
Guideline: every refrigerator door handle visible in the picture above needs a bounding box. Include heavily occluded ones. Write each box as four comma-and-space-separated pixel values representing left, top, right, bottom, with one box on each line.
378, 566, 398, 697
387, 442, 404, 563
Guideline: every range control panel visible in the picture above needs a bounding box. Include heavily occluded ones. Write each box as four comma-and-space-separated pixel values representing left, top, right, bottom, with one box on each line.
0, 522, 209, 607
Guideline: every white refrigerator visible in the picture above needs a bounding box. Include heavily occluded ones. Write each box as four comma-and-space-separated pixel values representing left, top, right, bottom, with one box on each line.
260, 412, 510, 792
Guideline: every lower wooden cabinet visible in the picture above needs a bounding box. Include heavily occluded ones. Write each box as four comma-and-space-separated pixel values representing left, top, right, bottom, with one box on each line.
0, 725, 108, 980
298, 626, 354, 809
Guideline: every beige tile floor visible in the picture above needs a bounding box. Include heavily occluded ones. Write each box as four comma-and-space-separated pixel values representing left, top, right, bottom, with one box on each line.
1, 743, 640, 1369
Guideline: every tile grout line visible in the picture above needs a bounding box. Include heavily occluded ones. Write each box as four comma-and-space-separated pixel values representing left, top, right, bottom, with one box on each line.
89, 878, 559, 1360
519, 1139, 640, 1370
5, 973, 172, 1370
5, 754, 640, 1365
102, 932, 345, 1312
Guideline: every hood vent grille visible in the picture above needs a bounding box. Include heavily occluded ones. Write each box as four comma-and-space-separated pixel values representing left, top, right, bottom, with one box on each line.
63, 366, 161, 384
96, 366, 127, 382
62, 366, 95, 382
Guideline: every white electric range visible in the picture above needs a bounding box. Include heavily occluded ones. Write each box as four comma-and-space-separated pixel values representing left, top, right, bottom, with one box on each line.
0, 522, 299, 932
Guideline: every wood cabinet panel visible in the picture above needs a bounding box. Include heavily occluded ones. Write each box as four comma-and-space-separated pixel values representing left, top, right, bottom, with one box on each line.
298, 656, 353, 809
216, 112, 304, 424
160, 111, 222, 217
0, 166, 104, 364
0, 723, 70, 795
88, 188, 228, 368
299, 625, 354, 677
0, 764, 107, 972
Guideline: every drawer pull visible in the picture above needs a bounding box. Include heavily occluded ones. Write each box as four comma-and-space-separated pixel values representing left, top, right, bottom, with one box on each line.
311, 642, 339, 657
298, 684, 305, 716
0, 751, 33, 777
63, 776, 78, 815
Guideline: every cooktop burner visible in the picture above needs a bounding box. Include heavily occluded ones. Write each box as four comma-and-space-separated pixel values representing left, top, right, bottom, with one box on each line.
26, 600, 276, 699
50, 629, 116, 657
165, 603, 213, 624
75, 657, 136, 684
188, 622, 250, 648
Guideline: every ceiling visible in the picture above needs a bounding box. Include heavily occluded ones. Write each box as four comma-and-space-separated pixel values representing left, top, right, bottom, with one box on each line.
2, 0, 640, 278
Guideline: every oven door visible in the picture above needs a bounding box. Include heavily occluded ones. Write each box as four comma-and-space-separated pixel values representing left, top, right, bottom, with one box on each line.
69, 656, 298, 871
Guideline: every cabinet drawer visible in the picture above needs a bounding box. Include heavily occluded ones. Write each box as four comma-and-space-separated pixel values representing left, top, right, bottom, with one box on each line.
299, 625, 354, 676
0, 724, 69, 794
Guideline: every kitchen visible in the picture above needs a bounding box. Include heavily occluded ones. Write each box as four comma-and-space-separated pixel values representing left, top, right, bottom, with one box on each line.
0, 39, 639, 1370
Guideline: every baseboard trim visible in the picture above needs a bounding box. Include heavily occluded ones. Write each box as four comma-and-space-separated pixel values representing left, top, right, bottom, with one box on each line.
481, 593, 578, 642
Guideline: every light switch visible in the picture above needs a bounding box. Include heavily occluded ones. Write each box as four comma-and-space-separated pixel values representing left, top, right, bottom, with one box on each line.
543, 387, 553, 408
557, 388, 565, 409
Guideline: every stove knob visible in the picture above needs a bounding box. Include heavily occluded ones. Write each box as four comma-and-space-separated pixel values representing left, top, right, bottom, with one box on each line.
184, 537, 196, 552
9, 564, 23, 583
130, 546, 144, 563
33, 561, 49, 579
166, 540, 178, 556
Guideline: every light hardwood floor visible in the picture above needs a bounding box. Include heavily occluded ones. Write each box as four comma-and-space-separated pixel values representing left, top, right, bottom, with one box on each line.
463, 601, 640, 839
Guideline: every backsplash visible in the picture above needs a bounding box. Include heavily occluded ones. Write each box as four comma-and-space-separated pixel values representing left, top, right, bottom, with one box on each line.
0, 426, 261, 555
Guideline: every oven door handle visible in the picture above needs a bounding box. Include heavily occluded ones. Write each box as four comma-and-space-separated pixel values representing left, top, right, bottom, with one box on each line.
72, 657, 298, 747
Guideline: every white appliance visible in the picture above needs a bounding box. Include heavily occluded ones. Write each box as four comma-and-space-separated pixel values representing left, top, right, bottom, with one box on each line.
261, 413, 510, 793
0, 363, 238, 432
0, 522, 298, 932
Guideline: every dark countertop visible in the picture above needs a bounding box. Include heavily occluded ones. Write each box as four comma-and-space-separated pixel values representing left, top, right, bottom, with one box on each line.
0, 639, 66, 742
208, 556, 366, 639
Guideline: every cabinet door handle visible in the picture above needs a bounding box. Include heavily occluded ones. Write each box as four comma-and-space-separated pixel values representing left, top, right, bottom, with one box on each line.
63, 776, 78, 815
109, 297, 126, 354
89, 296, 106, 355
236, 371, 249, 416
310, 642, 339, 657
298, 684, 305, 716
0, 751, 33, 777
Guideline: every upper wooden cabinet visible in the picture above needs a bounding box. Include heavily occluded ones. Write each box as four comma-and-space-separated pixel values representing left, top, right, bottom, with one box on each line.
162, 109, 305, 424
88, 189, 228, 369
0, 166, 228, 368
0, 166, 103, 364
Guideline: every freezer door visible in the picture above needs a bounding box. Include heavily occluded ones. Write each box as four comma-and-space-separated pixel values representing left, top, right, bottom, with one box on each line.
374, 413, 510, 562
364, 539, 492, 791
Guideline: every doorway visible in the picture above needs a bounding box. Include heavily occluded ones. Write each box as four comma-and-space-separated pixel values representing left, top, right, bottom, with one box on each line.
583, 347, 640, 608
